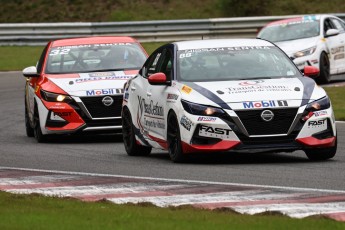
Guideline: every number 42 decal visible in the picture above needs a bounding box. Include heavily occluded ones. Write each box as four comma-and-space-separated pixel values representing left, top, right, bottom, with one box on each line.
49, 49, 70, 56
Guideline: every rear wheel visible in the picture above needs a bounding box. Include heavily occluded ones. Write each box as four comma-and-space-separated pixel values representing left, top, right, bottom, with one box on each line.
317, 52, 331, 84
167, 112, 185, 163
305, 137, 337, 161
122, 107, 151, 156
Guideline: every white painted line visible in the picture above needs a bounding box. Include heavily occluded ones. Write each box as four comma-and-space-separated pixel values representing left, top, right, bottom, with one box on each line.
232, 202, 345, 219
1, 166, 345, 194
5, 183, 186, 197
108, 190, 304, 207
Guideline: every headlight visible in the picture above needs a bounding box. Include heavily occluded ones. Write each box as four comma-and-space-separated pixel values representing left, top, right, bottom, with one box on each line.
40, 90, 72, 103
181, 100, 225, 116
306, 96, 330, 112
294, 46, 316, 58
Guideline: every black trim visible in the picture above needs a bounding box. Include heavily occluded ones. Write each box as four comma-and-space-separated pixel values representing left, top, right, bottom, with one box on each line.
297, 77, 316, 106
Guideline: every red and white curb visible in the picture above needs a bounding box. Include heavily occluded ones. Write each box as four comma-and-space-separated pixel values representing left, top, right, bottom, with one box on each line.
1, 167, 345, 222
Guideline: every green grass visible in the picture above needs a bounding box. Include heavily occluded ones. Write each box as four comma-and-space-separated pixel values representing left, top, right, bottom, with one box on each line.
324, 87, 345, 121
0, 191, 343, 230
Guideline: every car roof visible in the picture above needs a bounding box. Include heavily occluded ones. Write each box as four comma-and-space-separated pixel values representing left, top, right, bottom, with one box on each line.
174, 39, 274, 51
264, 14, 338, 27
51, 36, 138, 47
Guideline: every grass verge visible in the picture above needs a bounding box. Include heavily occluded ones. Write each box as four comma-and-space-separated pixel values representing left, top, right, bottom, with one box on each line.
0, 191, 343, 230
324, 87, 345, 121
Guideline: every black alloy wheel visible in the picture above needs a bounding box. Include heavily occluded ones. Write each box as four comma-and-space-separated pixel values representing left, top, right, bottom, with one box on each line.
122, 107, 151, 156
317, 52, 331, 84
167, 112, 185, 163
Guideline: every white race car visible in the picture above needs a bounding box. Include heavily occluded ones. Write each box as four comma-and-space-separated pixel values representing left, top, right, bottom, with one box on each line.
23, 36, 147, 142
122, 39, 337, 163
257, 15, 345, 84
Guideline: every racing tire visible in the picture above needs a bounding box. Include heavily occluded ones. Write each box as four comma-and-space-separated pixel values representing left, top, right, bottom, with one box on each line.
25, 104, 34, 137
122, 107, 152, 156
317, 52, 331, 84
33, 106, 47, 143
305, 137, 337, 161
167, 112, 185, 163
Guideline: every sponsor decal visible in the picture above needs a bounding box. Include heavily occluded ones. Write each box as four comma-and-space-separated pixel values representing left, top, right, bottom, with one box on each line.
226, 84, 292, 94
53, 112, 72, 117
239, 80, 265, 86
242, 100, 288, 109
137, 96, 165, 130
199, 125, 232, 138
182, 46, 271, 54
76, 75, 131, 83
86, 88, 123, 96
331, 46, 344, 55
180, 115, 193, 131
334, 53, 345, 60
124, 92, 129, 101
89, 72, 115, 77
138, 96, 164, 117
167, 94, 179, 100
308, 119, 326, 126
182, 85, 192, 94
144, 118, 165, 129
197, 117, 217, 122
314, 111, 328, 117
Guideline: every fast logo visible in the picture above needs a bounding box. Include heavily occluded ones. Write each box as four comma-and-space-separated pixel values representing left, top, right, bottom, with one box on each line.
199, 125, 232, 139
242, 100, 288, 109
308, 119, 326, 126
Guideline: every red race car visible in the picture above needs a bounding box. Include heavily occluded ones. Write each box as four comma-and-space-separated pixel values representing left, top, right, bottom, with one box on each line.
23, 36, 148, 142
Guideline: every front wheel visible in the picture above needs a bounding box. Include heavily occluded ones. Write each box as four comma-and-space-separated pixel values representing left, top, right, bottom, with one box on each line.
317, 52, 331, 84
25, 104, 34, 137
122, 107, 151, 156
167, 112, 185, 163
304, 137, 337, 161
33, 106, 47, 143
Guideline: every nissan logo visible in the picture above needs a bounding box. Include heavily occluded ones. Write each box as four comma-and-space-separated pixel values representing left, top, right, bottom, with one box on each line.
261, 110, 274, 122
102, 96, 114, 106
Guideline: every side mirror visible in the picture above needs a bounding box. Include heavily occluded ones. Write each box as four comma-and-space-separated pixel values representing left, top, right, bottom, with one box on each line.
304, 66, 319, 78
23, 66, 39, 78
148, 72, 168, 85
325, 29, 339, 37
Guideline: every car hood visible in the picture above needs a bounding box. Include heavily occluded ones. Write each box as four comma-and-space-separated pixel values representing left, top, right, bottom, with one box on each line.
275, 37, 319, 56
46, 70, 138, 97
180, 77, 325, 110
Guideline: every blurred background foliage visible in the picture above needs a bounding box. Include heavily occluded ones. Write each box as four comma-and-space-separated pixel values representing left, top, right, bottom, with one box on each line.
0, 0, 344, 23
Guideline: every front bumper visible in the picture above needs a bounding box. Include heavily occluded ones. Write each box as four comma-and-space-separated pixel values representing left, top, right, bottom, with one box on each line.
36, 94, 123, 135
177, 106, 336, 154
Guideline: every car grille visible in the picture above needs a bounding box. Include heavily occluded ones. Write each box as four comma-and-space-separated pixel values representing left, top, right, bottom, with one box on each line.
235, 108, 298, 135
80, 95, 122, 118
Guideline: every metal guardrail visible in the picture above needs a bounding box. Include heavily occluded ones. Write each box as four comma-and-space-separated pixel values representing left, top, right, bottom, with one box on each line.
1, 14, 345, 45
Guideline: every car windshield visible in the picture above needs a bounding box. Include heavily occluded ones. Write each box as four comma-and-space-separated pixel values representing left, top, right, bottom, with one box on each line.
177, 46, 301, 82
258, 20, 320, 42
45, 43, 147, 74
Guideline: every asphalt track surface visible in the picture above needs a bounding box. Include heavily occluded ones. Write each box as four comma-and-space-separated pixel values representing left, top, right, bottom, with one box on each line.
1, 71, 344, 191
